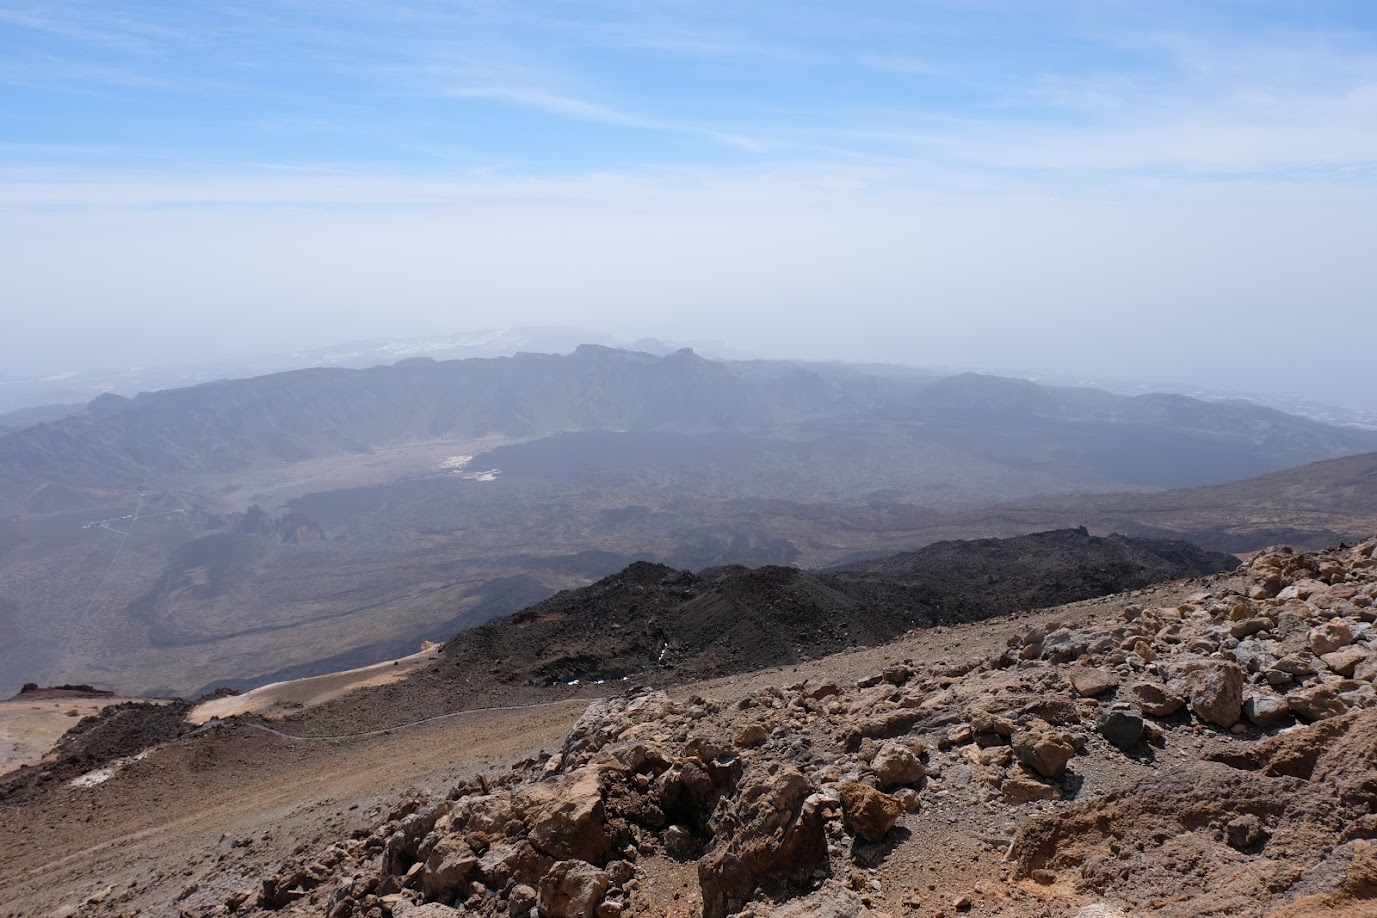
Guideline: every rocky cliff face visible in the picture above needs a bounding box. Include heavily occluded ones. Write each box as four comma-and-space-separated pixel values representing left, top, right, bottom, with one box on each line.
196, 535, 1377, 918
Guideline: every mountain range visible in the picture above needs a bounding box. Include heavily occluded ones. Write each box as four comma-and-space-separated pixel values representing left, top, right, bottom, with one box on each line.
2, 346, 1377, 696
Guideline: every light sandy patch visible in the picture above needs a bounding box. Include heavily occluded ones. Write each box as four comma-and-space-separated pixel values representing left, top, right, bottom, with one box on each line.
0, 695, 145, 776
69, 750, 151, 788
186, 645, 442, 725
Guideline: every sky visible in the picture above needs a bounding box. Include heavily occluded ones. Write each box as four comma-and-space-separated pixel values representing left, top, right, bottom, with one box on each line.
2, 1, 1376, 409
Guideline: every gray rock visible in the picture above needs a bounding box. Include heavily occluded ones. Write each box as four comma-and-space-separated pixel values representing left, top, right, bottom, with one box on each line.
1096, 707, 1145, 751
1242, 693, 1291, 728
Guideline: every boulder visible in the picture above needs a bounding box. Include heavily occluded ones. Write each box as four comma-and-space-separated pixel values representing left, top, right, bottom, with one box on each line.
698, 766, 827, 918
1068, 667, 1119, 698
1096, 707, 1144, 751
1127, 681, 1185, 718
870, 742, 925, 788
1310, 619, 1355, 655
766, 884, 867, 917
538, 861, 610, 918
421, 836, 480, 899
525, 767, 615, 863
1243, 694, 1292, 728
1188, 662, 1245, 729
837, 782, 903, 843
1012, 726, 1075, 780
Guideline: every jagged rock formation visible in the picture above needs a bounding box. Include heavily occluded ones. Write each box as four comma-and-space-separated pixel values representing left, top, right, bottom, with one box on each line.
426, 528, 1237, 689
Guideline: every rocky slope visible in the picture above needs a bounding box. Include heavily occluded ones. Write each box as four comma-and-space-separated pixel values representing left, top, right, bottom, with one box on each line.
2, 536, 1375, 917
395, 529, 1237, 696
210, 535, 1376, 918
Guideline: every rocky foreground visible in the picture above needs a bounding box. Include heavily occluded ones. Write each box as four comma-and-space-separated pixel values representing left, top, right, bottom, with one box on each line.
167, 536, 1377, 918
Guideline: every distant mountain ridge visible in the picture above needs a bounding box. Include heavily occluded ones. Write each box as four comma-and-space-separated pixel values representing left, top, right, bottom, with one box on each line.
3, 349, 1376, 512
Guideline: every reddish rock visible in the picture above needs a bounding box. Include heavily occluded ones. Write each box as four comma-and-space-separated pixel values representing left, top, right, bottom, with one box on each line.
838, 782, 903, 843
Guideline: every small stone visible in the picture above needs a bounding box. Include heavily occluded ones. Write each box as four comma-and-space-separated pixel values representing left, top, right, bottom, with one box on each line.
509, 884, 537, 917
1003, 772, 1059, 803
1011, 726, 1074, 780
1225, 814, 1266, 849
967, 709, 1016, 737
734, 723, 769, 748
870, 742, 926, 788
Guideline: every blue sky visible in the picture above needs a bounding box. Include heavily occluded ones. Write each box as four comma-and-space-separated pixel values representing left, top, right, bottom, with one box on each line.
3, 1, 1377, 407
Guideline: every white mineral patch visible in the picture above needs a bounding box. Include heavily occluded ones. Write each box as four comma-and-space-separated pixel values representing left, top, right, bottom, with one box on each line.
69, 750, 150, 788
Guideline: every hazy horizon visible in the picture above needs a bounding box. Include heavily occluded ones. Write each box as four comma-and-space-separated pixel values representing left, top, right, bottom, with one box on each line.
4, 2, 1377, 410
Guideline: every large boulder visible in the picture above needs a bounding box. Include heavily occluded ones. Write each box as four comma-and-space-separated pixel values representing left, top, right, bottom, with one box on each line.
766, 884, 868, 917
524, 767, 616, 863
698, 766, 827, 918
538, 860, 610, 918
1189, 663, 1245, 729
870, 742, 925, 788
421, 835, 480, 900
1012, 725, 1075, 780
837, 782, 903, 843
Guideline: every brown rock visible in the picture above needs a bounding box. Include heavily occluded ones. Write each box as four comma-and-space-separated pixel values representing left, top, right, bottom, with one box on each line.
967, 709, 1016, 737
1310, 619, 1355, 655
1127, 681, 1186, 717
1003, 771, 1059, 803
870, 742, 925, 788
802, 679, 841, 700
838, 782, 903, 843
525, 767, 615, 863
766, 884, 867, 917
538, 860, 610, 918
1188, 662, 1245, 728
1288, 684, 1349, 722
1012, 726, 1075, 780
1068, 667, 1119, 697
698, 766, 827, 918
734, 723, 769, 749
1321, 646, 1369, 677
420, 836, 480, 899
